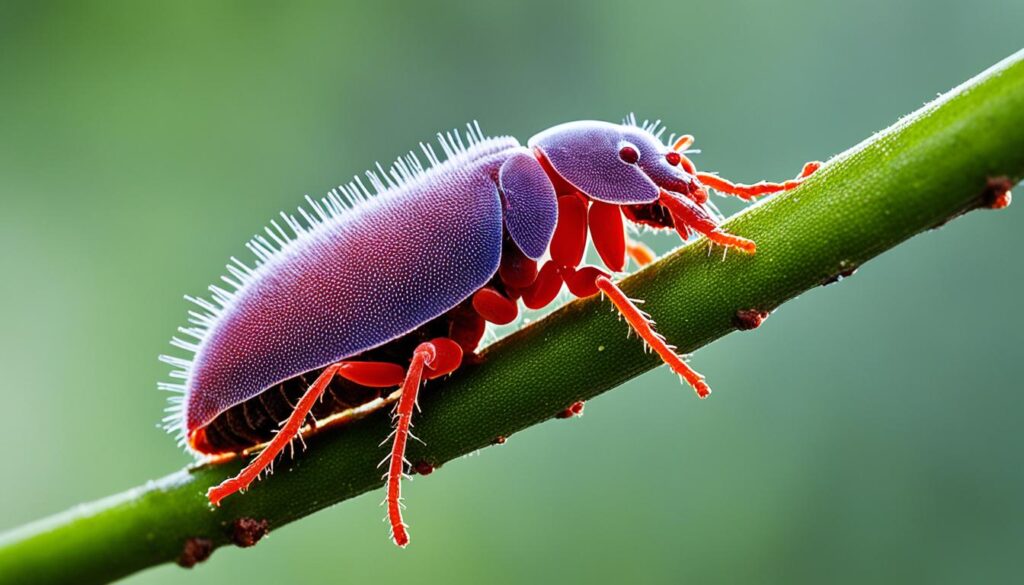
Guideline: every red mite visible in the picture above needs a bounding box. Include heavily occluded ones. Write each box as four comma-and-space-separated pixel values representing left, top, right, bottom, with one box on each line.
160, 118, 820, 547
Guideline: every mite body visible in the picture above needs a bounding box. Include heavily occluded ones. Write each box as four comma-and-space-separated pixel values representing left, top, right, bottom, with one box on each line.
162, 119, 819, 547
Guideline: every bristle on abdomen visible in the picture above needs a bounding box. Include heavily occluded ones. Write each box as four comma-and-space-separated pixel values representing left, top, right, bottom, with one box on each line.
189, 292, 457, 454
158, 122, 517, 452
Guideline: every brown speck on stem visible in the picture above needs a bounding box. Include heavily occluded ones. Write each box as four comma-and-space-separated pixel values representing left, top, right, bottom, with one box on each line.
231, 518, 270, 548
929, 176, 1013, 231
556, 401, 585, 419
733, 309, 770, 330
983, 176, 1014, 209
177, 538, 213, 568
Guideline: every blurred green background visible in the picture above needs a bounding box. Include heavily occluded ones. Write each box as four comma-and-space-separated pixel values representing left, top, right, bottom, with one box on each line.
2, 1, 1022, 583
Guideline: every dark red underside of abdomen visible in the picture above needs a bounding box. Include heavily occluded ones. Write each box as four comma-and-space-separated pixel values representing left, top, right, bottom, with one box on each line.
201, 305, 456, 454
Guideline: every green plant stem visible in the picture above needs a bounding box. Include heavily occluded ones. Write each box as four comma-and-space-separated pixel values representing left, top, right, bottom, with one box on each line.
3, 50, 1023, 585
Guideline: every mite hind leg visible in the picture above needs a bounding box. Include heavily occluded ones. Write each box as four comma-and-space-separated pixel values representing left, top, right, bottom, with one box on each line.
206, 360, 406, 506
386, 337, 462, 548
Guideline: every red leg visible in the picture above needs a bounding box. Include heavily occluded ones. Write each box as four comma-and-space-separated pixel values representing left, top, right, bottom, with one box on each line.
679, 155, 697, 175
422, 338, 463, 380
659, 190, 756, 254
696, 161, 821, 201
588, 200, 626, 272
522, 260, 564, 309
798, 161, 822, 178
550, 193, 589, 268
338, 362, 406, 387
472, 287, 518, 325
625, 239, 656, 267
386, 338, 462, 547
594, 276, 711, 398
208, 363, 343, 505
563, 265, 610, 298
206, 359, 407, 505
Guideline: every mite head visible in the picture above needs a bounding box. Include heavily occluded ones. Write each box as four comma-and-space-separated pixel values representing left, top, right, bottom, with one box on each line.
527, 120, 698, 205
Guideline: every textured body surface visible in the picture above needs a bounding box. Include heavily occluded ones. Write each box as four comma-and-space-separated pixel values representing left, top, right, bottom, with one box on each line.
168, 118, 756, 453
529, 121, 694, 204
497, 151, 558, 259
152, 113, 826, 546
181, 134, 521, 434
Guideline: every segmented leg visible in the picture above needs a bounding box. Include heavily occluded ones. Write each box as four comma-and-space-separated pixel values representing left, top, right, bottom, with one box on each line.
563, 265, 609, 298
594, 275, 711, 398
798, 161, 821, 178
386, 338, 462, 547
658, 190, 756, 254
472, 286, 519, 325
625, 239, 656, 267
557, 261, 709, 398
589, 200, 626, 272
550, 193, 589, 268
524, 192, 616, 309
207, 365, 339, 505
338, 362, 406, 387
522, 260, 564, 309
696, 161, 821, 201
207, 359, 402, 505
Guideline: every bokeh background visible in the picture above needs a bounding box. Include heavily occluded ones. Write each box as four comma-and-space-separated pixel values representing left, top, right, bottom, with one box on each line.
2, 2, 1022, 583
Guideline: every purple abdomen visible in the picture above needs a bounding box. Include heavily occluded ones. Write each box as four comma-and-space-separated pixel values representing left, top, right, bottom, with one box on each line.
181, 134, 521, 433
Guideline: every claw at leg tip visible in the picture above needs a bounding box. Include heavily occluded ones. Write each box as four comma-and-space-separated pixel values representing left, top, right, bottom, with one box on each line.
692, 380, 712, 399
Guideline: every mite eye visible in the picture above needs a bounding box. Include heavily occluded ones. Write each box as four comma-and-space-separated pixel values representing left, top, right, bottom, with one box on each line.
665, 152, 681, 166
618, 145, 639, 164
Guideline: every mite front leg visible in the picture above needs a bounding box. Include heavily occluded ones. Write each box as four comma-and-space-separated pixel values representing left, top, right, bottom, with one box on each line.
561, 266, 711, 398
594, 276, 711, 398
386, 338, 463, 548
696, 161, 821, 201
658, 190, 756, 254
